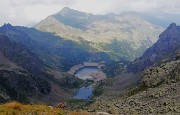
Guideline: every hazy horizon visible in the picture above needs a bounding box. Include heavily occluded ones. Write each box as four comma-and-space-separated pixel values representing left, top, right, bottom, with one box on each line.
1, 0, 180, 27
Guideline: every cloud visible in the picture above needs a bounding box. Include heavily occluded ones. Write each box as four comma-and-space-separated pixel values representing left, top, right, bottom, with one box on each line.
9, 0, 76, 6
0, 0, 180, 26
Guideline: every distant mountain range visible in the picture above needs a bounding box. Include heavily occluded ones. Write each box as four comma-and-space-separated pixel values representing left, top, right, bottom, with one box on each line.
121, 11, 180, 28
35, 7, 163, 61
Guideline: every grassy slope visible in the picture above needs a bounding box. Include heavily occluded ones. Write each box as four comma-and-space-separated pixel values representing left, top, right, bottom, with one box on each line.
0, 102, 89, 115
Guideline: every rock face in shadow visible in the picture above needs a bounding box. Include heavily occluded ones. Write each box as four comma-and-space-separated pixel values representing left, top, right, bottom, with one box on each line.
128, 23, 180, 72
0, 35, 51, 103
0, 34, 44, 77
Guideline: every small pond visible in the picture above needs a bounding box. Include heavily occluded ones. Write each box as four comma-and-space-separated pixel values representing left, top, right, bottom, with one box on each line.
73, 85, 93, 100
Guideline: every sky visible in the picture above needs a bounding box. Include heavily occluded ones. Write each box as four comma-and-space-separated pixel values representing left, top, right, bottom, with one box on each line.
1, 0, 180, 26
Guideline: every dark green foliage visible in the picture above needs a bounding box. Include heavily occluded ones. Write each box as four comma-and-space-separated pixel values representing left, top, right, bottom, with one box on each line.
102, 61, 129, 77
126, 85, 147, 97
100, 39, 141, 61
16, 93, 29, 104
66, 99, 85, 104
0, 95, 6, 103
58, 75, 84, 89
93, 82, 104, 97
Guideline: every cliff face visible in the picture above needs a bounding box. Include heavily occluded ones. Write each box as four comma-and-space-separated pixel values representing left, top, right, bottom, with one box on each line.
0, 35, 51, 103
128, 23, 180, 72
0, 34, 44, 77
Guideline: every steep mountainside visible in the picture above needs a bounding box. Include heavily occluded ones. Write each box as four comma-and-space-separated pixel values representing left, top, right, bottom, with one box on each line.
89, 59, 180, 114
35, 7, 163, 60
0, 34, 51, 103
0, 31, 84, 105
0, 23, 112, 71
129, 23, 180, 72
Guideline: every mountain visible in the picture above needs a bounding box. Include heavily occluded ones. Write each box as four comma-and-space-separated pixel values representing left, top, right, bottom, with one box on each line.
89, 59, 180, 114
0, 24, 95, 105
120, 11, 171, 28
148, 12, 180, 27
128, 23, 180, 72
0, 34, 51, 103
87, 23, 180, 114
0, 23, 112, 71
35, 7, 163, 61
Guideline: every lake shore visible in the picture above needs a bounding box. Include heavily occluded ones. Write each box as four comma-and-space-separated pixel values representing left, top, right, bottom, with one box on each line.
67, 62, 104, 76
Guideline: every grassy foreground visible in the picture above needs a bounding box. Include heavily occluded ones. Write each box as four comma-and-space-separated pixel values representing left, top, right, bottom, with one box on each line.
0, 102, 89, 115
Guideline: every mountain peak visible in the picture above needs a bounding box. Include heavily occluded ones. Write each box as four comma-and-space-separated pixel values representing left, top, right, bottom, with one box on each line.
160, 23, 179, 38
2, 23, 13, 29
56, 7, 89, 17
167, 23, 177, 29
61, 7, 71, 11
58, 7, 77, 15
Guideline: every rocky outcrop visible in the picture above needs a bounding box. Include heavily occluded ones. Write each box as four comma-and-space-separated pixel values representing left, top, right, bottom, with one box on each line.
88, 72, 180, 114
142, 60, 180, 87
87, 56, 180, 114
0, 67, 50, 102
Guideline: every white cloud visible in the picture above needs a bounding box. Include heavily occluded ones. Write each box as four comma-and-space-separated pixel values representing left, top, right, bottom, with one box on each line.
0, 0, 180, 26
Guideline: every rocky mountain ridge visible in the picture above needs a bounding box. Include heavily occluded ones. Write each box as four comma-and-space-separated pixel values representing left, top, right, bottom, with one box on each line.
129, 23, 180, 72
35, 7, 163, 60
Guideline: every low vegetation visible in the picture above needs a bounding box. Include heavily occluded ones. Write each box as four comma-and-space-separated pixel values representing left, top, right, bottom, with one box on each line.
126, 85, 147, 97
0, 102, 89, 115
